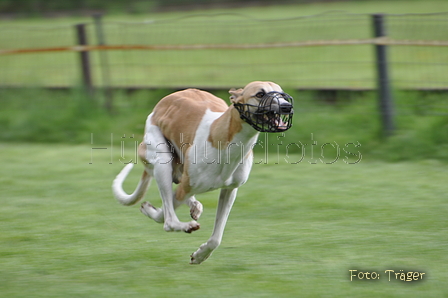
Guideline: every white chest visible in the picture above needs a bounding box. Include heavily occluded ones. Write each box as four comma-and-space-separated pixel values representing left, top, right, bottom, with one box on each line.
186, 109, 257, 193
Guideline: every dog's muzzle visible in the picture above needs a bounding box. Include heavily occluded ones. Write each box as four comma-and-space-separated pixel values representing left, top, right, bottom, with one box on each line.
234, 92, 294, 133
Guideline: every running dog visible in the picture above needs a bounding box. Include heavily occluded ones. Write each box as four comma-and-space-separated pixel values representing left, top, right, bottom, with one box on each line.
112, 81, 294, 264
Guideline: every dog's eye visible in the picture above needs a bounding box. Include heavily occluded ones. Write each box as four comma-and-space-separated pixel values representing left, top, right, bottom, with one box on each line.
255, 91, 265, 98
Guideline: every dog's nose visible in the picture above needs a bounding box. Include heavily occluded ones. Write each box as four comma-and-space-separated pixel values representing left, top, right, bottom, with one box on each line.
280, 102, 293, 114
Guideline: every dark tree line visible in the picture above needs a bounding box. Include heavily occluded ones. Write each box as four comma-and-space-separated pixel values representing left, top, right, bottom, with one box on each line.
0, 0, 359, 15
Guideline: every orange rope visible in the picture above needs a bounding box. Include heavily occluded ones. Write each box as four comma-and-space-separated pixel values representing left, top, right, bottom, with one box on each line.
1, 38, 448, 55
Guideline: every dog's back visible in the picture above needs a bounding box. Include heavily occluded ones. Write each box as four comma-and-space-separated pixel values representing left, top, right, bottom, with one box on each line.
151, 89, 228, 150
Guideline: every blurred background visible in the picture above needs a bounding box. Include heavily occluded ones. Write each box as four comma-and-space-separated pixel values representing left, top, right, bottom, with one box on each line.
1, 0, 448, 160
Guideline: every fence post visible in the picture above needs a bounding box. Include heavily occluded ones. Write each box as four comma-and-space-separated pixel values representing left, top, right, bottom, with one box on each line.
372, 14, 395, 136
75, 23, 93, 96
93, 13, 114, 113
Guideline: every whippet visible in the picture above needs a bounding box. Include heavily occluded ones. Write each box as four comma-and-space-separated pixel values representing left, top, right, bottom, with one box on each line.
112, 81, 294, 264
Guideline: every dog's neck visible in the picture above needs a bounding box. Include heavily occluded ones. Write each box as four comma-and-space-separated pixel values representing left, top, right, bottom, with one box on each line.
208, 105, 260, 150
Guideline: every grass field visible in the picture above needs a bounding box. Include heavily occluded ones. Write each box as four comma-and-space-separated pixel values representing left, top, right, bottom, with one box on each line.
1, 0, 448, 89
1, 143, 447, 297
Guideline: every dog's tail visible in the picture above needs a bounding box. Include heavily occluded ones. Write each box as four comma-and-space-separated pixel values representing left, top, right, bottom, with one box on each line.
112, 163, 152, 206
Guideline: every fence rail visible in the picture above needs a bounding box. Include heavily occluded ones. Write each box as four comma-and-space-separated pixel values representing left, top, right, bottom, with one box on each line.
2, 37, 448, 55
1, 12, 448, 90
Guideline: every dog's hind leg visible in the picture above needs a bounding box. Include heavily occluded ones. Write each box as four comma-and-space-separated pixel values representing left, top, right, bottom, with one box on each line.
140, 174, 203, 224
190, 188, 237, 264
153, 158, 200, 233
140, 123, 200, 233
141, 195, 202, 222
140, 201, 164, 223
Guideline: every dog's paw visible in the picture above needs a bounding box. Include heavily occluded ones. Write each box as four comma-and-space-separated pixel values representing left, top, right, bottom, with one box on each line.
190, 243, 213, 265
163, 220, 200, 233
190, 200, 203, 221
184, 221, 200, 233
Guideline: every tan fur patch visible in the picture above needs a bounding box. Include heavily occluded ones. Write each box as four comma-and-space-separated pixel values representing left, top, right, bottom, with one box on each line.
151, 89, 228, 155
175, 163, 191, 201
208, 105, 243, 148
138, 142, 148, 164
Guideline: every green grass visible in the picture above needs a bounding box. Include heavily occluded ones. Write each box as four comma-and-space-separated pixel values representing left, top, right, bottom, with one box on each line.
1, 0, 448, 89
0, 143, 447, 297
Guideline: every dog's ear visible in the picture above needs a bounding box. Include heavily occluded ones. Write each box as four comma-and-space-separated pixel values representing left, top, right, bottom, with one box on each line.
229, 88, 243, 103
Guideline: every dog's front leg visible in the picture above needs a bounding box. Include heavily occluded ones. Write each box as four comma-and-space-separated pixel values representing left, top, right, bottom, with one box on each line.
190, 188, 238, 264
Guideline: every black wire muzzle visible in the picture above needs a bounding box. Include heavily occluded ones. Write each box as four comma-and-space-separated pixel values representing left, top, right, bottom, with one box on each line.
233, 91, 294, 133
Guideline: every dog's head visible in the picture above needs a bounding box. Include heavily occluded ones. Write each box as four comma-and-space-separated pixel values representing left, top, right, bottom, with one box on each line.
229, 81, 294, 132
